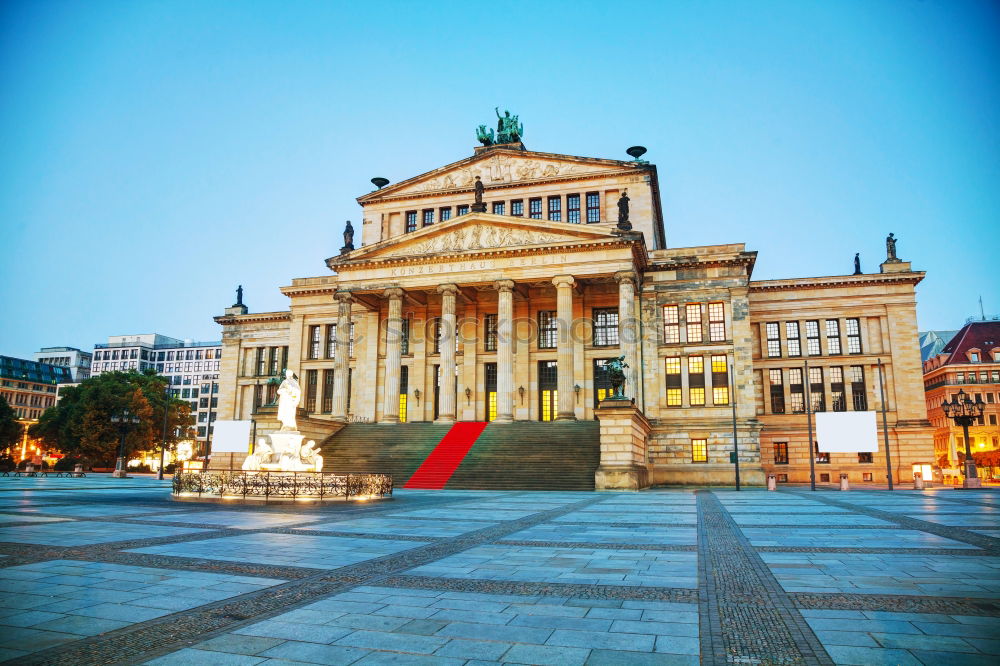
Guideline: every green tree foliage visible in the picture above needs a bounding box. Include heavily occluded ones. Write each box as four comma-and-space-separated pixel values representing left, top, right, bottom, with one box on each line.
0, 395, 23, 451
29, 371, 194, 466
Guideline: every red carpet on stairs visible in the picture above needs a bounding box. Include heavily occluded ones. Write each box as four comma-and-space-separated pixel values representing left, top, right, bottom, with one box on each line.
403, 422, 488, 489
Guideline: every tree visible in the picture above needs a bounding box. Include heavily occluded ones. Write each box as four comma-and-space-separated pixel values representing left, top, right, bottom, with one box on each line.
29, 371, 194, 466
0, 395, 23, 452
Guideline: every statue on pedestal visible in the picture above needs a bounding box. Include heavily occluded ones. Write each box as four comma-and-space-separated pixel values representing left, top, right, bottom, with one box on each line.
276, 369, 301, 431
853, 253, 861, 275
605, 355, 629, 399
885, 233, 899, 262
340, 220, 355, 254
617, 190, 632, 231
235, 285, 243, 306
471, 176, 487, 212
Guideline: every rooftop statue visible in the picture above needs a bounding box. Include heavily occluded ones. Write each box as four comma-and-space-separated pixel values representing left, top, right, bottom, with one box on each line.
489, 107, 523, 145
886, 232, 899, 262
617, 190, 632, 231
235, 285, 243, 306
476, 125, 495, 146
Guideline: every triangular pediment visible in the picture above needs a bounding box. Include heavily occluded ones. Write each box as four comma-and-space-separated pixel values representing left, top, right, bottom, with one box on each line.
332, 213, 621, 265
358, 148, 640, 201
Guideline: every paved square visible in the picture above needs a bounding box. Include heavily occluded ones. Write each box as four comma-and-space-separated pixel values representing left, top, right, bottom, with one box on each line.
0, 478, 996, 665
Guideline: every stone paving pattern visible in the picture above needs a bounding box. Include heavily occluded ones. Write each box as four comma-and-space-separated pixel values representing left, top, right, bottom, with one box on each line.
0, 476, 995, 665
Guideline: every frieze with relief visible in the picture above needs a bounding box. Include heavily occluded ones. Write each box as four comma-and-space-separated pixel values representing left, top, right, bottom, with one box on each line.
383, 224, 568, 256
416, 156, 596, 192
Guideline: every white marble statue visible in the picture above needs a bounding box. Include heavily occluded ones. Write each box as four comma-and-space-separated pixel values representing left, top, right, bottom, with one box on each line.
276, 369, 301, 431
300, 440, 324, 472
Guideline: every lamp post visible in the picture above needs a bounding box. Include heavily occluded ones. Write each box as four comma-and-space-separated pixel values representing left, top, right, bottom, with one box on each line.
942, 388, 986, 489
110, 409, 140, 478
157, 385, 170, 481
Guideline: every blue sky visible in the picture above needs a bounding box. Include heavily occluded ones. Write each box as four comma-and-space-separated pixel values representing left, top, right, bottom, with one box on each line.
1, 0, 997, 358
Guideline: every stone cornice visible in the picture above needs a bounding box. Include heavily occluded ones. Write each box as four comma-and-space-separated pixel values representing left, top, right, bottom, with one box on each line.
749, 272, 924, 293
214, 311, 291, 326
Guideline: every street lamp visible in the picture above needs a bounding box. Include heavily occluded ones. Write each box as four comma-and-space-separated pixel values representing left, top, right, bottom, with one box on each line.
941, 388, 986, 488
110, 409, 141, 478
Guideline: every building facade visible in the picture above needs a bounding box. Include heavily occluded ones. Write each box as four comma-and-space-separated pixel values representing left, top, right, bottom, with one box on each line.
33, 347, 92, 383
214, 128, 934, 486
90, 334, 222, 452
0, 355, 73, 462
923, 318, 1000, 467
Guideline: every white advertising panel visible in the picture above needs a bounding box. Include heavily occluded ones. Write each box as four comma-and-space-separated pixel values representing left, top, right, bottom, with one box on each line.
210, 420, 253, 453
815, 411, 878, 453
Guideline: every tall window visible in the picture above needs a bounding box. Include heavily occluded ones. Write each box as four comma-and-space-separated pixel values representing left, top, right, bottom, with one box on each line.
830, 366, 846, 411
789, 368, 805, 413
806, 320, 821, 356
399, 366, 408, 422
593, 308, 620, 347
539, 360, 558, 421
325, 324, 336, 358
594, 358, 614, 406
253, 383, 263, 411
400, 318, 410, 356
663, 305, 680, 343
665, 357, 681, 407
422, 209, 434, 227
440, 207, 452, 222
269, 347, 280, 375
769, 369, 785, 414
809, 366, 825, 412
484, 363, 497, 421
322, 369, 334, 413
692, 439, 708, 463
766, 323, 781, 358
689, 356, 705, 405
567, 194, 581, 223
305, 369, 318, 412
707, 302, 726, 342
492, 201, 505, 215
846, 318, 862, 354
529, 198, 542, 219
308, 325, 321, 359
686, 304, 703, 343
786, 322, 801, 357
456, 204, 469, 216
826, 319, 841, 355
586, 192, 600, 223
538, 311, 557, 349
849, 366, 867, 410
484, 314, 498, 352
773, 441, 788, 464
256, 348, 267, 376
547, 196, 561, 221
511, 199, 523, 216
711, 355, 729, 405
405, 211, 417, 233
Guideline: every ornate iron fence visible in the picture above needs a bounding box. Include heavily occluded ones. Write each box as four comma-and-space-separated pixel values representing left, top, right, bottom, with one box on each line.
172, 470, 392, 500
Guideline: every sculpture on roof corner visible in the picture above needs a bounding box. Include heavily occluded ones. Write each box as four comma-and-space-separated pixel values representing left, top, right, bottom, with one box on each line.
340, 220, 355, 254
617, 190, 632, 231
235, 285, 243, 306
476, 108, 523, 146
885, 233, 899, 262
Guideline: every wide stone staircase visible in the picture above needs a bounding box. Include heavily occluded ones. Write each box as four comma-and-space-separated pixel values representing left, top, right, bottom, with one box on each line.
319, 421, 601, 491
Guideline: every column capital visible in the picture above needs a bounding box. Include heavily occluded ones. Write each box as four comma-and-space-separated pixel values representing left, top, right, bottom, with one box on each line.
383, 288, 404, 300
437, 283, 459, 296
614, 270, 638, 286
493, 279, 515, 293
552, 275, 575, 289
334, 291, 354, 304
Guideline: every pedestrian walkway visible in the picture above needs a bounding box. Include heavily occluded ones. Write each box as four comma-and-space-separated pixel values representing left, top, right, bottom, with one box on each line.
0, 480, 997, 665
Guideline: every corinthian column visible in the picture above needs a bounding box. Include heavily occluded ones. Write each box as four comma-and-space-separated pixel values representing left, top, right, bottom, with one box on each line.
553, 275, 576, 421
381, 288, 404, 423
331, 291, 353, 423
436, 284, 458, 423
616, 271, 640, 402
494, 280, 515, 423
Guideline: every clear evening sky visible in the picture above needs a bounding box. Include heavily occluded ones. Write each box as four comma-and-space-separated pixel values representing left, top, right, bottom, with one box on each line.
1, 0, 997, 358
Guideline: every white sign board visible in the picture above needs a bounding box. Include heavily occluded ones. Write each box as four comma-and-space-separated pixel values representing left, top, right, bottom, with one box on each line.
210, 420, 253, 453
815, 411, 878, 453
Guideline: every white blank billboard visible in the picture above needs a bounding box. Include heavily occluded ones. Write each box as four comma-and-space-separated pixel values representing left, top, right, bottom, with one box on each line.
815, 411, 878, 453
210, 420, 253, 453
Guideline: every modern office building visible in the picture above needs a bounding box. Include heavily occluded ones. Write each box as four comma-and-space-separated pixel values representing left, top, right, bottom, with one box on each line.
32, 347, 93, 383
90, 334, 222, 452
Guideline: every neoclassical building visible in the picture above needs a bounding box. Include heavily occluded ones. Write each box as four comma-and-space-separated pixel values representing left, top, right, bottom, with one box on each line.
215, 122, 934, 487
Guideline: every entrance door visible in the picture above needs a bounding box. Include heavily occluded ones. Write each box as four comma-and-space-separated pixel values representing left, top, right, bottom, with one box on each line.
593, 358, 614, 408
484, 363, 497, 421
399, 366, 408, 422
538, 360, 558, 421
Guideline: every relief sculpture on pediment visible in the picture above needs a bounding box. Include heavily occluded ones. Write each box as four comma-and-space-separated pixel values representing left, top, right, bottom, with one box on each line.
383, 224, 566, 257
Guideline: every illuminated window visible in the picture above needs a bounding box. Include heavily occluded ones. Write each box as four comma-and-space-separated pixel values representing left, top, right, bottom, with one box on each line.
485, 363, 497, 421
399, 366, 408, 422
665, 357, 681, 407
539, 361, 558, 421
663, 305, 680, 343
692, 439, 708, 463
689, 356, 705, 405
786, 322, 801, 357
766, 322, 781, 358
711, 355, 729, 405
773, 441, 788, 464
708, 303, 726, 342
826, 319, 841, 355
686, 304, 703, 343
